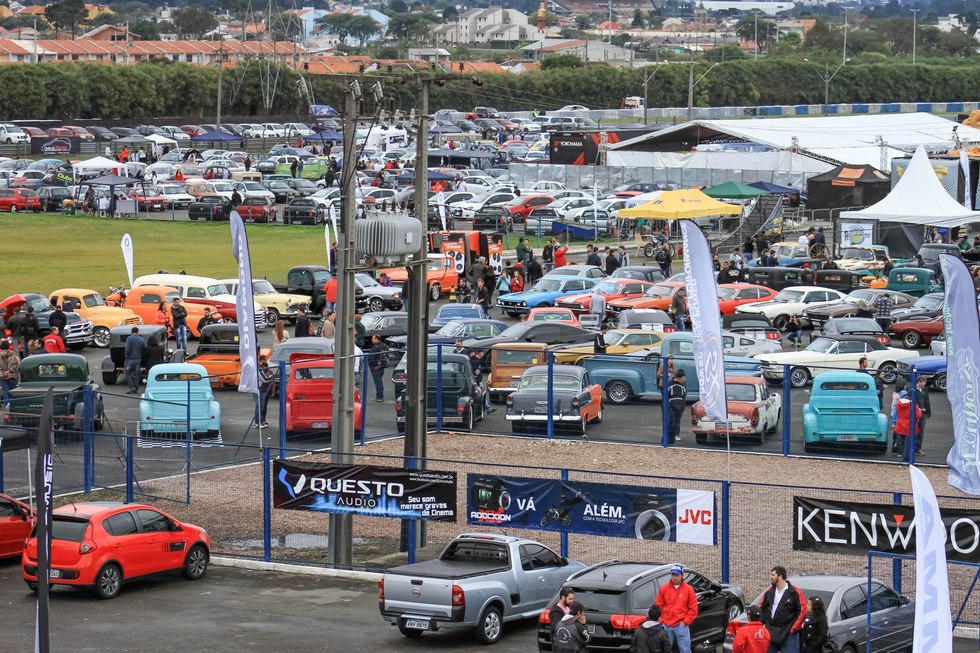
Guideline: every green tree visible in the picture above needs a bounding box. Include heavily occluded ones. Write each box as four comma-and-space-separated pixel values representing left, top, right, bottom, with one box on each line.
172, 6, 218, 38
734, 12, 775, 51
129, 19, 160, 41
387, 0, 408, 14
574, 14, 590, 30
317, 14, 357, 43
45, 0, 88, 39
442, 5, 458, 22
348, 15, 381, 48
540, 53, 583, 69
386, 13, 436, 43
704, 44, 746, 62
936, 28, 977, 57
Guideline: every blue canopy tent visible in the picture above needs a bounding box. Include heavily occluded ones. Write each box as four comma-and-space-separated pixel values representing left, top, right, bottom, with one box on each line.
191, 130, 241, 143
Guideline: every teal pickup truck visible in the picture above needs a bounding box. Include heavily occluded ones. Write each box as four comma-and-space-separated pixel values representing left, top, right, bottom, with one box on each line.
578, 333, 763, 405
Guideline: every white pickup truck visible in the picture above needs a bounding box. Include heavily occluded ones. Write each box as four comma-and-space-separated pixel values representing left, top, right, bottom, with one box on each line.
378, 533, 584, 644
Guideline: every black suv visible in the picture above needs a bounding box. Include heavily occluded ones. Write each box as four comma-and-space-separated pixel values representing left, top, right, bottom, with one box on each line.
536, 561, 744, 652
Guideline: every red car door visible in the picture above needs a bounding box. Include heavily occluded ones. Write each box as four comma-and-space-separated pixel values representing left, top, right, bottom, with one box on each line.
136, 509, 186, 573
0, 495, 32, 558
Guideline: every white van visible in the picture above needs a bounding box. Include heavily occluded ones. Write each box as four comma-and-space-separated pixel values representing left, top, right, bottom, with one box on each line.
133, 273, 268, 329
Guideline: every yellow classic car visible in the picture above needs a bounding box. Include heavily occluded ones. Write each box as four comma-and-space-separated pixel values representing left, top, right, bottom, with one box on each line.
219, 278, 308, 326
551, 328, 665, 365
49, 288, 143, 348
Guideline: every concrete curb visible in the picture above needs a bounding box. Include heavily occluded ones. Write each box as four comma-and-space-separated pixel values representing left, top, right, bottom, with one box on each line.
211, 555, 382, 582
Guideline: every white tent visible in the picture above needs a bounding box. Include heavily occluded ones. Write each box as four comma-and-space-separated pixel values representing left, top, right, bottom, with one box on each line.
840, 146, 980, 227
72, 156, 123, 176
144, 133, 177, 146
624, 190, 663, 207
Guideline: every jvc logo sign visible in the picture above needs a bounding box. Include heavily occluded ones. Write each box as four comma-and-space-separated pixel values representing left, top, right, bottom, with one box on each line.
678, 509, 712, 525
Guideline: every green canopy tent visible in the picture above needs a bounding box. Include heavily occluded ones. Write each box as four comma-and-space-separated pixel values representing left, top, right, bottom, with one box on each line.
702, 181, 768, 200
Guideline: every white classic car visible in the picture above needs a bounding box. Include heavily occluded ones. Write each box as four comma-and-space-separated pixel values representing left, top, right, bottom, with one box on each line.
755, 335, 920, 388
734, 286, 847, 331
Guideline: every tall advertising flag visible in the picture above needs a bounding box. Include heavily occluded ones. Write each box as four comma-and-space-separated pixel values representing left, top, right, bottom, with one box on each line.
910, 465, 953, 652
324, 220, 332, 263
939, 254, 980, 494
120, 233, 134, 289
679, 220, 726, 421
230, 211, 258, 394
33, 390, 54, 653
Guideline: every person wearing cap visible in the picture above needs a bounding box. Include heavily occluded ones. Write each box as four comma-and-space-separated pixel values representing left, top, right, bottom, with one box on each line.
760, 566, 804, 653
170, 296, 189, 351
666, 369, 688, 444
655, 563, 698, 653
630, 604, 671, 653
891, 387, 921, 460
732, 604, 770, 653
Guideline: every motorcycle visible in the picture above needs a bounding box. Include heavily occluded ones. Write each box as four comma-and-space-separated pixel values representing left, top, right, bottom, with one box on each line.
105, 285, 128, 307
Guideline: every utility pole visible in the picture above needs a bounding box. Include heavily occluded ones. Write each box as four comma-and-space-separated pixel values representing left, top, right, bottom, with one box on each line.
327, 85, 359, 568
842, 7, 848, 65
216, 45, 224, 130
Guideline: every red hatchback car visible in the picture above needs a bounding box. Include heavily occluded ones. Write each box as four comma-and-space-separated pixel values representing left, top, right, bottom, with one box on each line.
22, 502, 211, 599
0, 188, 41, 211
0, 493, 34, 559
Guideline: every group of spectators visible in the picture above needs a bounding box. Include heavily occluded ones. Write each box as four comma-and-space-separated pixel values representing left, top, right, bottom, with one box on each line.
0, 303, 76, 405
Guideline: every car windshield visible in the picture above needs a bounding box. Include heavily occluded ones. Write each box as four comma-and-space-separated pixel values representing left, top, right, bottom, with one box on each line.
844, 290, 876, 304
164, 292, 181, 303
644, 285, 674, 298
83, 293, 105, 308
252, 280, 276, 294
604, 331, 629, 345
439, 307, 479, 319
499, 323, 534, 339
528, 279, 561, 292
207, 284, 230, 296
914, 295, 943, 309
312, 270, 331, 285
267, 181, 288, 189
773, 290, 803, 302
594, 282, 619, 294
426, 258, 447, 270
360, 313, 384, 329
774, 245, 806, 257
435, 321, 465, 336
727, 384, 757, 402
842, 248, 874, 260
26, 297, 51, 312
356, 273, 380, 288
519, 373, 580, 392
244, 182, 264, 190
807, 338, 836, 353
717, 287, 738, 300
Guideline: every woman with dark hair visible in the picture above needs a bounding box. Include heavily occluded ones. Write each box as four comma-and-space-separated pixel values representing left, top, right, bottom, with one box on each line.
143, 334, 166, 374
801, 595, 829, 653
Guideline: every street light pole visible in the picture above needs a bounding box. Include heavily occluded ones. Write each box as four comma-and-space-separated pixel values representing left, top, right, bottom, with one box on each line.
911, 9, 919, 64
688, 61, 720, 121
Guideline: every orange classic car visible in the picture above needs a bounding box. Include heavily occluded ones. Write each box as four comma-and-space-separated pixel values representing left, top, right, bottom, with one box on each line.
110, 286, 222, 337
607, 281, 687, 316
185, 324, 271, 389
716, 284, 778, 315
555, 278, 653, 314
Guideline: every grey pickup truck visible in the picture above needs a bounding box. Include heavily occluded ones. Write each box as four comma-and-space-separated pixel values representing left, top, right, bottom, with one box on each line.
379, 533, 584, 644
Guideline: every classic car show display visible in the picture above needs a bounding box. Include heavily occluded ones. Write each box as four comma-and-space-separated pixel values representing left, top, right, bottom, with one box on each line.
186, 324, 272, 389
735, 286, 847, 331
100, 324, 168, 385
4, 353, 104, 433
48, 288, 142, 348
802, 372, 888, 452
506, 365, 603, 434
756, 335, 918, 388
0, 293, 94, 349
285, 357, 361, 438
139, 363, 222, 441
497, 276, 599, 317
691, 376, 781, 444
395, 352, 485, 432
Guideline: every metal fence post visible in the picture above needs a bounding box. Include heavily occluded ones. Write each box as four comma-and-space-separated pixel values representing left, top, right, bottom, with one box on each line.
84, 384, 94, 492
185, 379, 192, 504
278, 361, 287, 458
560, 468, 570, 558
721, 480, 730, 583
407, 455, 417, 564
262, 445, 272, 562
547, 352, 554, 440
661, 358, 669, 447
436, 345, 443, 432
0, 451, 4, 493
126, 433, 134, 503
782, 365, 791, 456
892, 492, 903, 593
360, 361, 367, 446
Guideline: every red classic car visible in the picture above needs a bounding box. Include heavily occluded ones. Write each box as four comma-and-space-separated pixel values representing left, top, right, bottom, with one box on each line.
555, 278, 653, 314
0, 493, 33, 559
608, 281, 686, 314
717, 284, 778, 315
523, 306, 580, 326
236, 196, 277, 223
690, 376, 781, 445
285, 357, 362, 437
129, 188, 169, 211
889, 315, 945, 349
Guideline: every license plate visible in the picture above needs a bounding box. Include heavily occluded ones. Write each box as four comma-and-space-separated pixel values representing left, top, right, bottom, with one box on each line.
404, 619, 429, 630
588, 624, 596, 634
49, 569, 60, 579
714, 422, 732, 430
533, 407, 547, 414
509, 380, 519, 387
312, 421, 329, 428
837, 434, 858, 441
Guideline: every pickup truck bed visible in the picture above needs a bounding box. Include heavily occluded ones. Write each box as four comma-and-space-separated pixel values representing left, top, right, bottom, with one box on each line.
387, 559, 509, 580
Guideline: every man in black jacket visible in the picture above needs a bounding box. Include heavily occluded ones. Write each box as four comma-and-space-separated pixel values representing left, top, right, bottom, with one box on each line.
666, 369, 687, 444
760, 565, 804, 653
586, 245, 601, 267
630, 605, 671, 653
294, 306, 311, 338
170, 297, 189, 351
48, 304, 68, 343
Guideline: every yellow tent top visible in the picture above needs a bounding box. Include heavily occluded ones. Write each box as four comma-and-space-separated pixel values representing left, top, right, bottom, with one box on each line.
618, 188, 742, 220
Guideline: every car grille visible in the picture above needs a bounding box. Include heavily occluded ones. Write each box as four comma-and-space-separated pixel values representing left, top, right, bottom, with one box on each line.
803, 311, 826, 326
498, 299, 523, 308
123, 316, 143, 326
64, 321, 93, 339
556, 301, 583, 311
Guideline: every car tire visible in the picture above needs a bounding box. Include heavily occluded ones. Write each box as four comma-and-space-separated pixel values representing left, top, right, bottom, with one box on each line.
102, 371, 118, 385
265, 308, 280, 326
789, 366, 810, 389
429, 283, 441, 301
397, 623, 424, 638
93, 326, 111, 348
369, 297, 385, 312
474, 605, 503, 645
606, 380, 632, 405
902, 331, 922, 348
934, 373, 947, 392
396, 422, 405, 433
464, 407, 474, 431
773, 315, 790, 332
93, 563, 122, 599
183, 544, 209, 580
878, 362, 898, 384
727, 601, 744, 623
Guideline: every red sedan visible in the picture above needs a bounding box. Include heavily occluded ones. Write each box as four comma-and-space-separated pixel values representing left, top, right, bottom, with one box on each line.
0, 493, 33, 559
503, 195, 553, 223
22, 501, 211, 599
558, 278, 653, 313
717, 284, 778, 315
0, 188, 41, 212
890, 315, 945, 349
129, 189, 169, 211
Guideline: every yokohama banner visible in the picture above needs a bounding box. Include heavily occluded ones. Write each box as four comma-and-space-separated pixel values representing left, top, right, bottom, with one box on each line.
273, 460, 457, 520
793, 496, 980, 562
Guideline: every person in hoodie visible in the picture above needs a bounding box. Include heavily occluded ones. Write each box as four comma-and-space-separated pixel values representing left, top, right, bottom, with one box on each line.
553, 600, 590, 653
630, 604, 670, 653
733, 605, 771, 653
891, 389, 922, 461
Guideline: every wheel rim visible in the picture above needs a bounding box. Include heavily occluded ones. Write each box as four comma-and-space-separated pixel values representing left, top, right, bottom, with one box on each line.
935, 374, 947, 391
608, 382, 629, 404
790, 368, 808, 388
187, 548, 207, 577
265, 309, 279, 326
93, 327, 110, 348
370, 298, 384, 312
879, 364, 897, 384
774, 316, 789, 332
99, 566, 120, 596
903, 332, 920, 348
430, 284, 440, 300
483, 611, 501, 640
728, 603, 742, 621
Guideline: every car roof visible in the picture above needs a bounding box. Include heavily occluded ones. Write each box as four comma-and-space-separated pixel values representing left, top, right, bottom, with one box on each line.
570, 561, 674, 586
726, 375, 766, 385
524, 364, 586, 378
438, 303, 482, 310
812, 371, 877, 384
53, 501, 142, 518
130, 285, 181, 295
149, 362, 209, 376
782, 285, 827, 292
491, 341, 548, 350
50, 288, 102, 295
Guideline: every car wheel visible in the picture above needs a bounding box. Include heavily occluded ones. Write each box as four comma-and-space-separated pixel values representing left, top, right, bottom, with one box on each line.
369, 297, 385, 312
878, 362, 898, 384
102, 371, 118, 385
429, 283, 441, 301
396, 421, 406, 433
397, 623, 424, 638
727, 601, 744, 622
92, 326, 111, 348
591, 407, 603, 424
902, 331, 922, 348
183, 545, 209, 580
265, 308, 280, 326
773, 315, 790, 332
606, 380, 632, 405
789, 366, 810, 388
934, 373, 947, 392
474, 605, 503, 645
464, 407, 474, 431
93, 563, 122, 599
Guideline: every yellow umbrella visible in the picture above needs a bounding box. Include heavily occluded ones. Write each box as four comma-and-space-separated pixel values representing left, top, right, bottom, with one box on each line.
618, 188, 742, 220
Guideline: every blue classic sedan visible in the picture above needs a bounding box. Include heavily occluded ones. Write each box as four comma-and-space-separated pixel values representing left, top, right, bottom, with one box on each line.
897, 355, 946, 392
497, 275, 599, 317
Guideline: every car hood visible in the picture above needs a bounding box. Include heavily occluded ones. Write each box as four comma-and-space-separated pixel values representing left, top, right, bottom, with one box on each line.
82, 306, 139, 321
804, 304, 854, 317
558, 292, 593, 304
890, 307, 938, 319
500, 290, 561, 300
254, 292, 307, 306
903, 355, 945, 372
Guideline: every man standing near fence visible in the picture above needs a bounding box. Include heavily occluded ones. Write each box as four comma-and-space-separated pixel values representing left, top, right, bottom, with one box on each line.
760, 566, 805, 653
666, 369, 687, 444
124, 326, 145, 395
170, 297, 189, 352
655, 563, 698, 653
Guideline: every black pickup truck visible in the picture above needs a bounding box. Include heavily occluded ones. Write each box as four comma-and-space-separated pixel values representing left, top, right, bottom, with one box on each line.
268, 265, 366, 314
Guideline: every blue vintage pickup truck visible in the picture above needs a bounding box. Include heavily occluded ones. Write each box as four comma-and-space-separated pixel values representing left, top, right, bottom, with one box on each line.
577, 333, 763, 404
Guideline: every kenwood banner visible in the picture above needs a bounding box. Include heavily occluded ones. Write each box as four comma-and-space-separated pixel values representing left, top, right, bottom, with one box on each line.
793, 496, 980, 563
467, 475, 716, 545
274, 461, 457, 520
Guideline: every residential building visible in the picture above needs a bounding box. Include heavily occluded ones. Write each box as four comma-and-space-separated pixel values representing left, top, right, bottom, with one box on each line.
435, 6, 544, 45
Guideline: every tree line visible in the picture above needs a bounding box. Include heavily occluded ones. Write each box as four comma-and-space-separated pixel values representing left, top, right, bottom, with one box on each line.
1, 59, 979, 122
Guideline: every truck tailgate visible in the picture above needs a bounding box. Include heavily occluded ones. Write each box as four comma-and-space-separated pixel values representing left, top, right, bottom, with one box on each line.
383, 573, 454, 618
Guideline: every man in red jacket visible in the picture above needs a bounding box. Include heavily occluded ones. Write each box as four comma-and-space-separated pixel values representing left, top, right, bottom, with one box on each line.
655, 563, 698, 653
733, 605, 770, 653
42, 327, 67, 353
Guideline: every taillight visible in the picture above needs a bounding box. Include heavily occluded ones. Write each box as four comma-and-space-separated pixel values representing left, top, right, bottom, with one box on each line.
766, 331, 781, 340
538, 609, 551, 624
457, 400, 467, 413
378, 578, 385, 600
750, 408, 760, 426
610, 614, 646, 630
451, 584, 465, 607
79, 541, 96, 554
506, 395, 514, 407
663, 326, 676, 333
393, 372, 406, 383
878, 336, 890, 345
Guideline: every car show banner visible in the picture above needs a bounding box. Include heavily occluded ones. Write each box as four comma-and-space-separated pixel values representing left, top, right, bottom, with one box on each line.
274, 460, 457, 520
30, 136, 81, 155
229, 211, 258, 394
839, 221, 875, 247
33, 390, 54, 653
910, 466, 953, 653
793, 496, 980, 563
939, 254, 980, 495
467, 475, 716, 545
679, 221, 726, 421
120, 233, 134, 289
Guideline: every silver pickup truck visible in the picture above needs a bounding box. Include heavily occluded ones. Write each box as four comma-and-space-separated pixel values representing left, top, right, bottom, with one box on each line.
379, 533, 585, 644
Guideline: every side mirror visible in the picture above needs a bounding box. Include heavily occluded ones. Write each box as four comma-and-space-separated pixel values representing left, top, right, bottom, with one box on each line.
20, 507, 29, 521
560, 556, 569, 566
